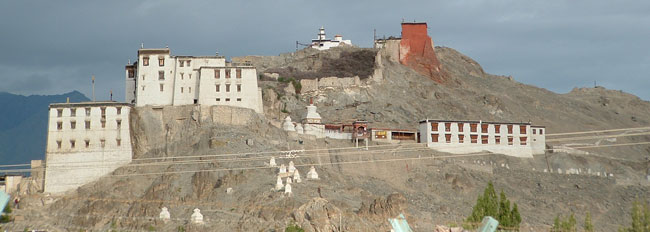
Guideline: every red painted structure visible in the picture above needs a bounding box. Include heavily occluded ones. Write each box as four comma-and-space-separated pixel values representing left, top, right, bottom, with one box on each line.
399, 22, 448, 83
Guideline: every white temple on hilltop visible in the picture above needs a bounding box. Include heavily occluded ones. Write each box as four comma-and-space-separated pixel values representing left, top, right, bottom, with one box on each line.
311, 27, 352, 50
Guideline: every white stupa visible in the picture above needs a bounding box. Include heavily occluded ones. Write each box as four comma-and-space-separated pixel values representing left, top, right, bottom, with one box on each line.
307, 166, 319, 179
288, 161, 296, 173
284, 183, 292, 196
269, 157, 277, 167
293, 170, 302, 183
295, 123, 304, 134
279, 164, 287, 174
304, 99, 322, 124
159, 207, 171, 222
275, 176, 284, 190
191, 208, 204, 224
286, 176, 293, 184
283, 116, 296, 131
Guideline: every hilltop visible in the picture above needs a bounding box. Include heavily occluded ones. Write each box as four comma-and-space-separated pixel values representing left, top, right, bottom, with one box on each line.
3, 46, 650, 231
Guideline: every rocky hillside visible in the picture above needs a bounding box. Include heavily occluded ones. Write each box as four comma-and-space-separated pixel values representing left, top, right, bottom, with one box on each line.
4, 46, 650, 231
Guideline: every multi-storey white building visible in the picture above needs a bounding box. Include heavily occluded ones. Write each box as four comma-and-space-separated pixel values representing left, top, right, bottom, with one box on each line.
419, 119, 545, 158
125, 47, 263, 113
44, 102, 132, 194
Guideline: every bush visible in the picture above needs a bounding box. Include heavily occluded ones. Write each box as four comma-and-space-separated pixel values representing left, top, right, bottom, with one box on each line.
285, 223, 304, 232
618, 201, 650, 232
0, 204, 11, 223
466, 181, 521, 230
551, 214, 577, 232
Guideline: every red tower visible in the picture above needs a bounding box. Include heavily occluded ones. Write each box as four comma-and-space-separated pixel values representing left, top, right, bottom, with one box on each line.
399, 22, 447, 83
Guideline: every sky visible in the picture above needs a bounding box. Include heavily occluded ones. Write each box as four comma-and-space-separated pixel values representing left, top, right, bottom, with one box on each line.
1, 0, 649, 101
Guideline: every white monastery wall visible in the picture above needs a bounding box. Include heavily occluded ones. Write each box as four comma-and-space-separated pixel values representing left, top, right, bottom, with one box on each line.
44, 102, 132, 194
419, 119, 546, 158
126, 48, 262, 113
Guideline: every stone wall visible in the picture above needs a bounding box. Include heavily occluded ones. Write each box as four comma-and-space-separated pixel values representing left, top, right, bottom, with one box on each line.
299, 76, 363, 93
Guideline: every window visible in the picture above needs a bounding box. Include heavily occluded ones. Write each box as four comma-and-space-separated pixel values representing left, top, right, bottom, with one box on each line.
236, 69, 242, 78
57, 121, 63, 130
225, 69, 231, 78
57, 109, 63, 117
143, 57, 149, 66
188, 87, 191, 93
85, 140, 90, 148
431, 123, 438, 132
85, 108, 91, 116
142, 85, 146, 91
101, 120, 106, 128
432, 134, 438, 142
540, 129, 544, 135
458, 123, 464, 132
520, 125, 527, 134
445, 134, 452, 143
533, 129, 537, 134
375, 131, 387, 139
188, 73, 192, 79
237, 84, 241, 92
116, 139, 121, 147
520, 137, 527, 145
495, 136, 501, 144
70, 121, 76, 130
186, 60, 191, 66
216, 84, 220, 92
181, 73, 184, 80
85, 120, 91, 129
70, 109, 76, 117
100, 139, 105, 148
470, 135, 478, 144
225, 98, 230, 102
215, 69, 220, 79
458, 134, 464, 143
142, 75, 145, 80
481, 135, 488, 144
216, 98, 220, 102
128, 70, 134, 78
116, 120, 122, 130
236, 98, 241, 102
100, 107, 106, 119
226, 84, 230, 92
481, 124, 488, 133
158, 57, 164, 66
70, 140, 76, 149
180, 60, 184, 67
470, 123, 477, 132
508, 136, 514, 145
56, 140, 62, 149
159, 71, 164, 80
116, 107, 122, 115
160, 84, 164, 92
445, 123, 451, 132
495, 125, 501, 133
507, 125, 513, 134
181, 87, 184, 93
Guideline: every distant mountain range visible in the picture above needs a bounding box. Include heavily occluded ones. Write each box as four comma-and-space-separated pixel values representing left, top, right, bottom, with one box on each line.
0, 91, 89, 165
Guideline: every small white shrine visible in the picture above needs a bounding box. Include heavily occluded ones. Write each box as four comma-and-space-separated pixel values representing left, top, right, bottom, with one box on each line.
159, 207, 171, 222
288, 161, 296, 173
307, 166, 319, 180
283, 116, 296, 131
284, 183, 292, 196
286, 177, 293, 184
276, 176, 284, 191
269, 157, 277, 167
279, 164, 287, 174
191, 208, 204, 224
293, 170, 302, 183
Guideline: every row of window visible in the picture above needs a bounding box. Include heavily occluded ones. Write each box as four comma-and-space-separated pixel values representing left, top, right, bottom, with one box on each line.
432, 134, 528, 145
431, 123, 542, 135
142, 57, 192, 67
56, 119, 121, 130
216, 84, 241, 92
56, 107, 122, 118
216, 98, 242, 102
214, 69, 242, 79
55, 138, 122, 149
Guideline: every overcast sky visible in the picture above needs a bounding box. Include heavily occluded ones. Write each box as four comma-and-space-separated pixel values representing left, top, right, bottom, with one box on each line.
1, 0, 648, 101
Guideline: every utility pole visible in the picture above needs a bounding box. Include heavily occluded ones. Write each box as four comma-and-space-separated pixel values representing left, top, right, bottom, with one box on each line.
91, 75, 95, 101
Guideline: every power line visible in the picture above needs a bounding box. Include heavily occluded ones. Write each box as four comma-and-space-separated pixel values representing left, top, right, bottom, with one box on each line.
546, 126, 650, 137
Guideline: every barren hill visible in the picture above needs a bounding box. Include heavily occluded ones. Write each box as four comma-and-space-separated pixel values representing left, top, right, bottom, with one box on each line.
4, 46, 650, 231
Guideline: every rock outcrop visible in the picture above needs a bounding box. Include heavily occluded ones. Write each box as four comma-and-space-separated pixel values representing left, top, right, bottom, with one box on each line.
292, 198, 341, 232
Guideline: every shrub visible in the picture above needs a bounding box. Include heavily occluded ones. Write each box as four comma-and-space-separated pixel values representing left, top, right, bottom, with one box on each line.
551, 214, 577, 232
285, 223, 304, 232
618, 201, 650, 232
0, 205, 11, 223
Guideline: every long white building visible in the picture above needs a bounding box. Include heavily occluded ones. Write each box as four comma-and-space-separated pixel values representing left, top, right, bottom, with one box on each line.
311, 27, 352, 50
419, 119, 545, 158
125, 47, 263, 113
44, 102, 132, 194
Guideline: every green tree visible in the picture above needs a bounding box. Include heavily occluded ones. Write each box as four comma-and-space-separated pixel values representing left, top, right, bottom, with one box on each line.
619, 201, 650, 232
584, 212, 594, 232
550, 214, 577, 232
466, 181, 521, 230
0, 204, 11, 223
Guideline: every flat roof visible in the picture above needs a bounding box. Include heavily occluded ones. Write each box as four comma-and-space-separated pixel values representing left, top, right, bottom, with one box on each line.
138, 48, 170, 56
419, 119, 532, 126
401, 22, 427, 25
50, 101, 131, 108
